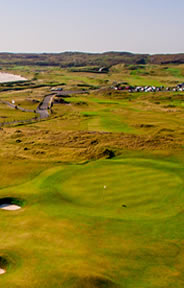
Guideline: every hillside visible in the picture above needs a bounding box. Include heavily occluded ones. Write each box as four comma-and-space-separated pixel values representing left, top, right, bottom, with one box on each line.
0, 52, 184, 67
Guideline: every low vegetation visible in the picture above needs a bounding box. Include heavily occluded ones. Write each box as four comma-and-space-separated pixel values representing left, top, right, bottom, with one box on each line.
1, 52, 184, 67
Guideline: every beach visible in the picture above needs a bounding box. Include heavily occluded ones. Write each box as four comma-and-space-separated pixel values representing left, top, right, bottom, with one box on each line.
0, 72, 27, 83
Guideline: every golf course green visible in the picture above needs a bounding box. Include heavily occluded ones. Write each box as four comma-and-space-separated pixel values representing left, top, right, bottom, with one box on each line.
0, 156, 184, 287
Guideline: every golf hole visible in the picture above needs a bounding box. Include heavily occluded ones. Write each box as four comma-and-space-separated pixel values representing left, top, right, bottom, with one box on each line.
0, 197, 23, 211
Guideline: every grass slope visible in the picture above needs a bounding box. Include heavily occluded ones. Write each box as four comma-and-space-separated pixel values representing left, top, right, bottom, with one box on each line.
0, 156, 184, 287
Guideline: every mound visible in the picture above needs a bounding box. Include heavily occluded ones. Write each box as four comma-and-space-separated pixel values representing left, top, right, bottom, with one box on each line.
66, 276, 119, 288
53, 158, 183, 220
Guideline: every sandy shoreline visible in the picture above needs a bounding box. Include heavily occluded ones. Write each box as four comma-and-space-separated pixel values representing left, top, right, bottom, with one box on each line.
0, 72, 27, 83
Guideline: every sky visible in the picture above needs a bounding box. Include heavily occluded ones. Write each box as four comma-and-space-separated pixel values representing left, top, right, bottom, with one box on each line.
0, 0, 183, 54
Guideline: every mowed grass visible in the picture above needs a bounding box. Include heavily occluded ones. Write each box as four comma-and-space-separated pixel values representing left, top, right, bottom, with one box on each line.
0, 156, 184, 287
83, 111, 136, 133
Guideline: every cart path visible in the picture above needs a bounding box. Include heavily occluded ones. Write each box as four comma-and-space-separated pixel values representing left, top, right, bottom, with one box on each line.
0, 90, 87, 126
0, 95, 52, 126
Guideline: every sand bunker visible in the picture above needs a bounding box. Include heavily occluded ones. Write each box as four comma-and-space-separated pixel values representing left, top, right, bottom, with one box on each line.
0, 257, 8, 275
0, 268, 6, 275
0, 204, 21, 211
0, 197, 23, 211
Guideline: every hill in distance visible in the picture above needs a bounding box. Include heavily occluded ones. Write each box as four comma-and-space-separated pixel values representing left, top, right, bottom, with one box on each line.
0, 51, 184, 67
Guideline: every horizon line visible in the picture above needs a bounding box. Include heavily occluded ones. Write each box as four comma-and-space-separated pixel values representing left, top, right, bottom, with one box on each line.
0, 50, 184, 56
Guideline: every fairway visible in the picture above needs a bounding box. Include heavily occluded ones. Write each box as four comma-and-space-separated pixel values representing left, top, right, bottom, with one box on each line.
0, 156, 184, 287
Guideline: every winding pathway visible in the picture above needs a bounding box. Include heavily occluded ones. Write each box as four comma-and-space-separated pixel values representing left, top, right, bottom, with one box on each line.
0, 94, 54, 126
0, 90, 87, 126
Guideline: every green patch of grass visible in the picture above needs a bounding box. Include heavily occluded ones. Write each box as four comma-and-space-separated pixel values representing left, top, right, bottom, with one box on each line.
100, 112, 135, 133
0, 156, 184, 287
165, 67, 183, 78
81, 109, 136, 133
90, 97, 120, 105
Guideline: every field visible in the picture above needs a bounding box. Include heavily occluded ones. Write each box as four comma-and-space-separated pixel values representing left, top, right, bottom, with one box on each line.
1, 63, 184, 287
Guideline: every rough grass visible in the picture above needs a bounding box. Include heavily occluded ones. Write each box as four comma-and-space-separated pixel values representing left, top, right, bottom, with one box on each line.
0, 104, 37, 123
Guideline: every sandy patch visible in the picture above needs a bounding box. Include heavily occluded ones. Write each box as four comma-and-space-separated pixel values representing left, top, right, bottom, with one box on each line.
0, 72, 27, 83
0, 204, 21, 210
0, 268, 6, 275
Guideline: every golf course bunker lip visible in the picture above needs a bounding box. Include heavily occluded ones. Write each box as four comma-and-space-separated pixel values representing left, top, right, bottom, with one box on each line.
0, 257, 8, 275
0, 197, 24, 211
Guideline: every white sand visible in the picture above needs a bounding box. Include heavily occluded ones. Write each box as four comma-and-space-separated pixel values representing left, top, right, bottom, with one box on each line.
0, 268, 6, 275
0, 204, 21, 211
0, 72, 27, 83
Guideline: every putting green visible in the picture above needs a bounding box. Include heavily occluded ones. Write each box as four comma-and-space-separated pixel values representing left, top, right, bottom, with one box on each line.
1, 156, 184, 287
40, 158, 184, 220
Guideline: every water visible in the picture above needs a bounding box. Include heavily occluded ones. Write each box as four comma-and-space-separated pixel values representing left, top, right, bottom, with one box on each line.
0, 72, 27, 83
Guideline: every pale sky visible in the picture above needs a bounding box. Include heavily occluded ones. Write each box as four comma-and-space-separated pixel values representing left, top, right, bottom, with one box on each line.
0, 0, 183, 54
